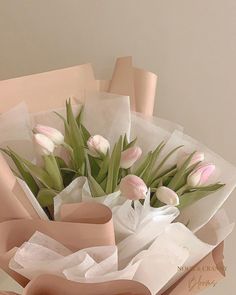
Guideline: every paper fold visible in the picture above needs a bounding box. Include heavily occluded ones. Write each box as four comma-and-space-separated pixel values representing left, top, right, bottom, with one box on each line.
0, 202, 114, 287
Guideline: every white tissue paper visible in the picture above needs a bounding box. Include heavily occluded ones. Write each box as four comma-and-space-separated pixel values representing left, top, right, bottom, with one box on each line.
10, 209, 233, 295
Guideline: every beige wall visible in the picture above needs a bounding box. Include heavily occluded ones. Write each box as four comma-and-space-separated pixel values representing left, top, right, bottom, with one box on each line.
0, 0, 236, 294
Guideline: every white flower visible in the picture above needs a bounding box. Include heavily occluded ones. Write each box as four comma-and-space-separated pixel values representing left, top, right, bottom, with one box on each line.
35, 124, 64, 145
120, 146, 142, 169
87, 135, 110, 156
156, 186, 179, 206
187, 163, 215, 187
34, 133, 55, 155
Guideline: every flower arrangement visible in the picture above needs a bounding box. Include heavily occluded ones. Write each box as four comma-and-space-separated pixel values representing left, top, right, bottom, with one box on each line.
0, 58, 235, 295
1, 99, 224, 220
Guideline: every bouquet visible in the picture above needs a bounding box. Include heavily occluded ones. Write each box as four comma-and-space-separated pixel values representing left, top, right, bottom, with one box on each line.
0, 57, 235, 295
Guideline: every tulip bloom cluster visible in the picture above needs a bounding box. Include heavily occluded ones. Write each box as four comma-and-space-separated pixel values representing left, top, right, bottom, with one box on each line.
2, 100, 224, 219
153, 152, 219, 208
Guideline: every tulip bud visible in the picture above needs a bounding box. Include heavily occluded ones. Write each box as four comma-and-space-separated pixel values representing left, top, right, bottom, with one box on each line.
187, 163, 215, 187
177, 151, 204, 169
34, 133, 55, 155
35, 124, 64, 145
120, 175, 148, 200
120, 146, 142, 169
87, 135, 110, 157
155, 186, 179, 206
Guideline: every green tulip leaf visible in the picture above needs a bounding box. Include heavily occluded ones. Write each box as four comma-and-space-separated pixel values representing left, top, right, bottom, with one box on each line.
151, 165, 177, 188
0, 148, 39, 196
81, 124, 91, 143
142, 141, 165, 185
6, 149, 54, 189
151, 145, 183, 184
178, 183, 225, 209
168, 151, 195, 190
123, 137, 137, 151
66, 99, 86, 171
55, 156, 68, 168
96, 152, 110, 183
43, 155, 64, 191
37, 188, 57, 207
88, 173, 106, 197
123, 134, 129, 149
76, 105, 84, 126
106, 136, 122, 194
134, 151, 153, 177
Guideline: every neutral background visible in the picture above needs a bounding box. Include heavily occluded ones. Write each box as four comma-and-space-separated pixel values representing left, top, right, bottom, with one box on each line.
0, 0, 235, 294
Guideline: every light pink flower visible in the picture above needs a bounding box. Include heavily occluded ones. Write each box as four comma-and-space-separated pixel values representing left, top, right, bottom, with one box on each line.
34, 133, 55, 155
87, 135, 110, 156
187, 163, 215, 187
120, 175, 148, 200
155, 186, 179, 206
35, 124, 64, 145
177, 151, 204, 169
120, 146, 142, 169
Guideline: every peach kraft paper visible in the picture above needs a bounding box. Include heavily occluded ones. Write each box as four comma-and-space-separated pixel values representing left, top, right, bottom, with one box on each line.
0, 57, 226, 294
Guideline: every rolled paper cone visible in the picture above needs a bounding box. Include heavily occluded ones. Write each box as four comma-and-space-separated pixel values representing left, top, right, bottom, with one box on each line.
162, 242, 225, 295
109, 56, 136, 111
23, 274, 151, 295
0, 153, 40, 220
109, 56, 157, 116
133, 67, 157, 116
0, 203, 115, 287
96, 79, 111, 92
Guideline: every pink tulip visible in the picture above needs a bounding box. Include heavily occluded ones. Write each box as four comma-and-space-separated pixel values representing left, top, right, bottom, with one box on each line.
35, 124, 64, 145
187, 163, 215, 187
120, 146, 142, 169
34, 133, 55, 155
177, 151, 204, 169
87, 135, 110, 157
155, 186, 179, 206
120, 175, 148, 200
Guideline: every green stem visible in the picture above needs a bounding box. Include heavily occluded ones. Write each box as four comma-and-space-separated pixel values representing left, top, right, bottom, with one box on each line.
153, 198, 163, 208
176, 184, 189, 196
43, 155, 64, 191
150, 195, 157, 207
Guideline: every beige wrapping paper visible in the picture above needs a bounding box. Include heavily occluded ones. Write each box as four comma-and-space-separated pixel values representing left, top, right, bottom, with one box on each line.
0, 202, 114, 287
0, 154, 41, 221
163, 243, 225, 295
0, 154, 32, 222
0, 64, 97, 113
0, 56, 157, 116
0, 58, 229, 294
23, 275, 151, 295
